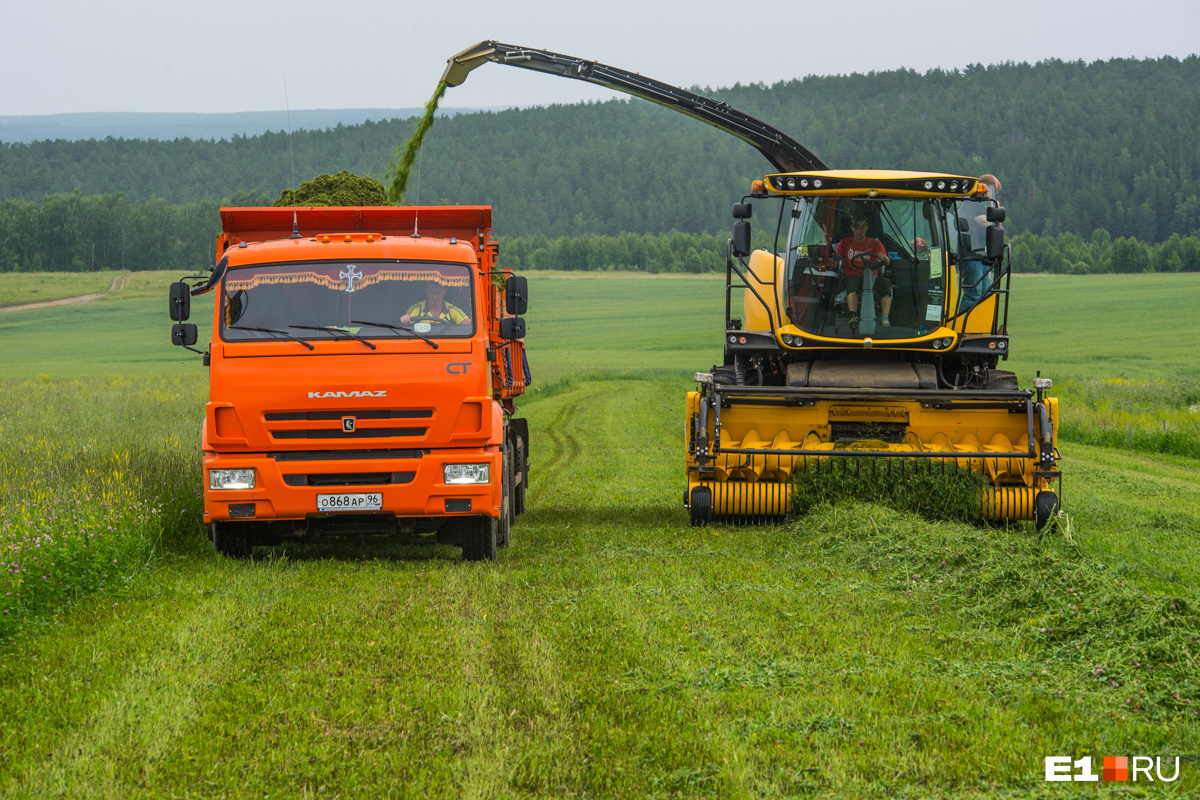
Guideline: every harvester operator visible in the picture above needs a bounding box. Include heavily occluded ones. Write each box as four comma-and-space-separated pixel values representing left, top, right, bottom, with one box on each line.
836, 218, 892, 327
401, 282, 471, 325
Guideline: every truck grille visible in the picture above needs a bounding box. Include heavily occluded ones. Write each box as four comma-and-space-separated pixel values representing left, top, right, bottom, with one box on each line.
271, 449, 424, 462
270, 428, 426, 440
265, 409, 432, 421
283, 472, 415, 487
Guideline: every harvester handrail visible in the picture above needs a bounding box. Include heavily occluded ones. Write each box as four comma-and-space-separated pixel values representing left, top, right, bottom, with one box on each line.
712, 385, 1033, 401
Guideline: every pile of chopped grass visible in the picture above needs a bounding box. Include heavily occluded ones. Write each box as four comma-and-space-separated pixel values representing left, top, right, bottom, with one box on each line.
794, 502, 1200, 722
791, 456, 988, 524
274, 170, 387, 207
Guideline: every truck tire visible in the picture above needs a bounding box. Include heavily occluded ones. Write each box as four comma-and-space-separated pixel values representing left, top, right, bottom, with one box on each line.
212, 522, 251, 559
513, 435, 527, 516
498, 443, 513, 548
462, 517, 497, 562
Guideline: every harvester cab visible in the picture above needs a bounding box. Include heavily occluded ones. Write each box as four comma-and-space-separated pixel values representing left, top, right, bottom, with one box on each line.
686, 171, 1060, 527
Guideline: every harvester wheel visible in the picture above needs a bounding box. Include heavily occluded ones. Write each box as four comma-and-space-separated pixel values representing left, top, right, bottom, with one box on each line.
212, 522, 251, 559
689, 486, 713, 527
1035, 491, 1060, 529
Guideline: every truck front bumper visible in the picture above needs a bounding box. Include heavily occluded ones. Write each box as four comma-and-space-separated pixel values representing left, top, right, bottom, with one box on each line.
202, 447, 501, 523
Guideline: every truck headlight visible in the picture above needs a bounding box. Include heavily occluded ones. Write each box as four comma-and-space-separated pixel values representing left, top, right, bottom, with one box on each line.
209, 468, 255, 490
444, 463, 490, 484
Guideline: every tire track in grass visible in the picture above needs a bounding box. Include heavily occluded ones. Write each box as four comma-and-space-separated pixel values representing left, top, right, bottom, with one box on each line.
11, 566, 287, 798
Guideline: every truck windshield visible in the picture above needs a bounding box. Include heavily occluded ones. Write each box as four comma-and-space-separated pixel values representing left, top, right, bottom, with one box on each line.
220, 260, 475, 342
782, 196, 945, 339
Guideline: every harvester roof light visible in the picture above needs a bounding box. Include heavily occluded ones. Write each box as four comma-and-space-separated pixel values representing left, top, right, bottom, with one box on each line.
1033, 377, 1053, 389
800, 179, 809, 188
786, 178, 797, 189
950, 181, 959, 190
813, 179, 823, 188
924, 181, 934, 190
694, 372, 714, 385
937, 181, 946, 190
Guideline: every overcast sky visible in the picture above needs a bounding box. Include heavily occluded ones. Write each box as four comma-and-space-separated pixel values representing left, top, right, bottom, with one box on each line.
5, 0, 1197, 117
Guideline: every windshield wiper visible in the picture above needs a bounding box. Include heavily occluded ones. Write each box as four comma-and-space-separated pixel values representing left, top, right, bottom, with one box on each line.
289, 325, 377, 350
227, 325, 315, 350
350, 319, 439, 350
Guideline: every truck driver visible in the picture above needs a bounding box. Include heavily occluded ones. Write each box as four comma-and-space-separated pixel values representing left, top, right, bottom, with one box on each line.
400, 281, 472, 326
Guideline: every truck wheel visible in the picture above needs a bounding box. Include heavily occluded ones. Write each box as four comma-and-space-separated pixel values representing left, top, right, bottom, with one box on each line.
513, 436, 527, 516
462, 517, 497, 562
1035, 491, 1060, 530
689, 486, 713, 527
498, 444, 513, 548
212, 522, 251, 559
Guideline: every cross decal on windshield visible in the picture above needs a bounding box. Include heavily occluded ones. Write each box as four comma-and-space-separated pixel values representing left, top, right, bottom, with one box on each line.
340, 265, 363, 293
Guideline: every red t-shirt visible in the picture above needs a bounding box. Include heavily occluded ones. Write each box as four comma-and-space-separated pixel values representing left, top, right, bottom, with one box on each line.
836, 237, 886, 277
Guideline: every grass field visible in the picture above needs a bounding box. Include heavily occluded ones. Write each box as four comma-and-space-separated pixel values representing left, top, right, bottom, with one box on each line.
1, 271, 1198, 797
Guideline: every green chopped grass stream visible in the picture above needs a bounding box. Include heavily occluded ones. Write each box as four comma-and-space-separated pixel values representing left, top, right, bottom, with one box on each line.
1, 273, 1199, 797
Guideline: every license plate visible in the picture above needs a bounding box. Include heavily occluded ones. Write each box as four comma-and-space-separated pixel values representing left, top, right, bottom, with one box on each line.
316, 492, 383, 512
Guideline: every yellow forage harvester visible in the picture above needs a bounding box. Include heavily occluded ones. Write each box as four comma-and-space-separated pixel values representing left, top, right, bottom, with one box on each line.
686, 171, 1060, 527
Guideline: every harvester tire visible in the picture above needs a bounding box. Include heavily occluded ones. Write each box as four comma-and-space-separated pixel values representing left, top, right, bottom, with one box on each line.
212, 522, 251, 559
689, 486, 713, 527
1035, 491, 1060, 530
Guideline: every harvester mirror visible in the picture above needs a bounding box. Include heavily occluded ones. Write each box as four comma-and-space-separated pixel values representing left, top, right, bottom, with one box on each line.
732, 203, 752, 219
986, 225, 1005, 259
732, 220, 752, 258
172, 323, 198, 347
500, 317, 526, 340
505, 275, 528, 315
169, 281, 191, 321
986, 206, 1007, 223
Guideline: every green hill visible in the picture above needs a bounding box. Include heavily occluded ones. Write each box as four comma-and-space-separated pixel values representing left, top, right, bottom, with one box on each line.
1, 56, 1197, 243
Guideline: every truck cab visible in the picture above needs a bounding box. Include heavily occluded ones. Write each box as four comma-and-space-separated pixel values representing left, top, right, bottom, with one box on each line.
169, 206, 529, 560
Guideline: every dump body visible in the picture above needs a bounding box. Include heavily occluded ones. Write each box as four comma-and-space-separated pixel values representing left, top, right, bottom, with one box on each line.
177, 206, 529, 559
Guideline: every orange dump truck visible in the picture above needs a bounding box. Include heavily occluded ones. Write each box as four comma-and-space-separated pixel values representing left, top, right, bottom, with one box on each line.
168, 206, 529, 560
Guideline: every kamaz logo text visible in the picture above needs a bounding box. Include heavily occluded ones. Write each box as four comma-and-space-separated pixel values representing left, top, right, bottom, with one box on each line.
307, 391, 387, 399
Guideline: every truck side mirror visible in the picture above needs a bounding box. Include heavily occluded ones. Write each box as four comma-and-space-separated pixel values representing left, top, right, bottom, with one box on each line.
732, 220, 751, 258
986, 206, 1007, 223
500, 317, 525, 340
986, 225, 1005, 259
172, 323, 198, 347
505, 275, 528, 315
169, 281, 191, 321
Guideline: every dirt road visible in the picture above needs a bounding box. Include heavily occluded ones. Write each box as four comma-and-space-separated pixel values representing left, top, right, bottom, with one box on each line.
0, 273, 126, 313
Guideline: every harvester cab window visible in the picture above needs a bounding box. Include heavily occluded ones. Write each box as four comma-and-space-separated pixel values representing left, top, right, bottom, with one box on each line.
950, 199, 997, 313
219, 260, 475, 343
783, 197, 945, 339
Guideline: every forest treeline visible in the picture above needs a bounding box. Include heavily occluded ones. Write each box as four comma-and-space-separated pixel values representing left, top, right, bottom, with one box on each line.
1, 57, 1198, 243
1, 189, 1195, 275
